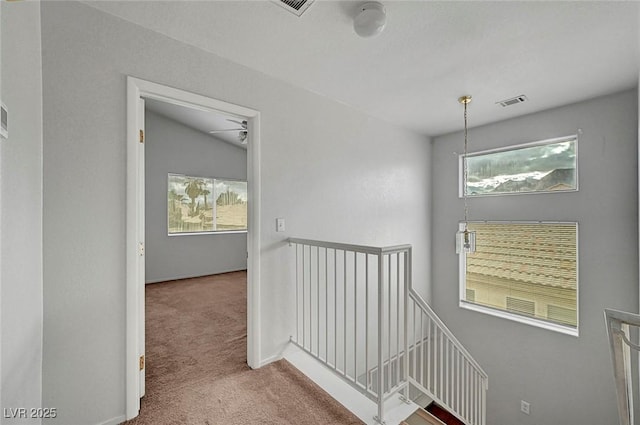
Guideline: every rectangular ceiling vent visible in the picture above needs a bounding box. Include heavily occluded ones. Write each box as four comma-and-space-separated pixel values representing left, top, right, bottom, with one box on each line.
497, 95, 528, 107
273, 0, 315, 16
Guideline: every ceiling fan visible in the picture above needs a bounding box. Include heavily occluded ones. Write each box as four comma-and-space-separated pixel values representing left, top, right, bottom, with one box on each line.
209, 119, 248, 144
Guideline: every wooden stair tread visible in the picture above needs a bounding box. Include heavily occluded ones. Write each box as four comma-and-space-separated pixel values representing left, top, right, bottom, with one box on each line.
404, 408, 446, 425
425, 402, 466, 425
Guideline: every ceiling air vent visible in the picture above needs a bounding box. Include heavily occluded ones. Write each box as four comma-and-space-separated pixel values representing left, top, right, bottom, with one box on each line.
273, 0, 315, 16
497, 95, 528, 107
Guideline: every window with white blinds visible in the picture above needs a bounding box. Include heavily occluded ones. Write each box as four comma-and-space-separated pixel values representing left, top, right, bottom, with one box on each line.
459, 222, 578, 334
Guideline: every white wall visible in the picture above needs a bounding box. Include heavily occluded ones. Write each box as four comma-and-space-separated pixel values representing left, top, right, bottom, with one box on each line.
1, 2, 43, 423
432, 90, 638, 425
145, 110, 247, 283
0, 2, 3, 418
1, 2, 4, 417
40, 2, 431, 424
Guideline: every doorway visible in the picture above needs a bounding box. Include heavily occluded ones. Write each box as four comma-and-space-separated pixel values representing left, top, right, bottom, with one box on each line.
125, 77, 261, 420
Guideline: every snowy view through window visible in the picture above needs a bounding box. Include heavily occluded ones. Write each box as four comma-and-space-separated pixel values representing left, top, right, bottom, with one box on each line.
464, 137, 577, 196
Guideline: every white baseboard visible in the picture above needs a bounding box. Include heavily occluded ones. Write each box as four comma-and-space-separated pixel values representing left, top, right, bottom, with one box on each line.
145, 268, 247, 284
256, 352, 282, 368
96, 415, 126, 425
284, 344, 418, 425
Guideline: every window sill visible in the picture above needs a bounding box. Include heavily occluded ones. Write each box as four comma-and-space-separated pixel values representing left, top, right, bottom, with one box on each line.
459, 300, 579, 337
168, 230, 247, 237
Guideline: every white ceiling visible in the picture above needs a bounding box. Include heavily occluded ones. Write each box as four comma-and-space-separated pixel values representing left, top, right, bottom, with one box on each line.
89, 0, 640, 137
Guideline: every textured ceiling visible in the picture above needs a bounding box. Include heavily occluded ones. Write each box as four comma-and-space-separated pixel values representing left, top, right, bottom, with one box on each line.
88, 0, 640, 137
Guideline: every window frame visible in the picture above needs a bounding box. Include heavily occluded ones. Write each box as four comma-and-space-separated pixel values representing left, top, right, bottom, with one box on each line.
458, 134, 579, 198
458, 220, 580, 337
167, 173, 248, 236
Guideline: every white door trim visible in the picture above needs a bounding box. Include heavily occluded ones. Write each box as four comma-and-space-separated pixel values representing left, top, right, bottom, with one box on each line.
125, 76, 261, 419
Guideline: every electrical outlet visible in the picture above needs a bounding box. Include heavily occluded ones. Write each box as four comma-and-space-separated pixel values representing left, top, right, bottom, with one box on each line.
521, 400, 530, 415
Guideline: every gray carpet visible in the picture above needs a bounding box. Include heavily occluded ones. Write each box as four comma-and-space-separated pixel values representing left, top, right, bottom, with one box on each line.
124, 271, 363, 425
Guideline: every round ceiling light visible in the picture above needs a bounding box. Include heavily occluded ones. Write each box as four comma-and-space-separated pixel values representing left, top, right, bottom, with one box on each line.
354, 2, 386, 38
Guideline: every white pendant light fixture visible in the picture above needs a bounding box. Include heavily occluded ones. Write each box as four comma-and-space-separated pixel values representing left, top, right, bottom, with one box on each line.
354, 2, 386, 38
456, 95, 476, 254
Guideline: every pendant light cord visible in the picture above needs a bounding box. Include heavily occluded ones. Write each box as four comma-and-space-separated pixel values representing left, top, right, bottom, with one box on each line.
457, 94, 473, 251
463, 99, 469, 231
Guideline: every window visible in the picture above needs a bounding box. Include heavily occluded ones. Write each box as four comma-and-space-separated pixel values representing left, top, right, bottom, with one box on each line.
460, 135, 577, 196
547, 305, 577, 326
466, 289, 476, 303
168, 173, 247, 235
506, 297, 535, 316
459, 222, 578, 335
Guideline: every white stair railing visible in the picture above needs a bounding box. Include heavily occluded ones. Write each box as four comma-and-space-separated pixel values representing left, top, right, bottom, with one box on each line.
406, 290, 488, 425
605, 308, 640, 425
289, 238, 410, 423
288, 238, 487, 425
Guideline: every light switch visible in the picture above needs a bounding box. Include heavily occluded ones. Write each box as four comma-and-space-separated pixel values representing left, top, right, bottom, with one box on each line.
276, 218, 285, 232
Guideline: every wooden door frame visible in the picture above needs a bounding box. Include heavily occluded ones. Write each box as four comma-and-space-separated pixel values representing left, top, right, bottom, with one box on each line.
125, 76, 262, 419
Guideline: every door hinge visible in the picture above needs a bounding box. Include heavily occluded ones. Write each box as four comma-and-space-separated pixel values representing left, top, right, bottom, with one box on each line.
138, 242, 145, 256
139, 355, 145, 371
139, 129, 144, 144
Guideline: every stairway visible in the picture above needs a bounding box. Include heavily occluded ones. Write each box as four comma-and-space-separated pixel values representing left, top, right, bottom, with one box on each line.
425, 403, 466, 425
288, 238, 488, 425
402, 408, 445, 425
403, 403, 465, 425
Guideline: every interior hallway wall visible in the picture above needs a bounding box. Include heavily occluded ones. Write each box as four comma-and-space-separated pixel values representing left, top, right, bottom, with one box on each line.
1, 2, 4, 416
432, 89, 638, 425
1, 2, 43, 423
40, 2, 431, 424
145, 110, 247, 283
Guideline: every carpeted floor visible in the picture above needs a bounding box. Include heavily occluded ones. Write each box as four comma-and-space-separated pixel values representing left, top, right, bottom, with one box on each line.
124, 271, 363, 425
